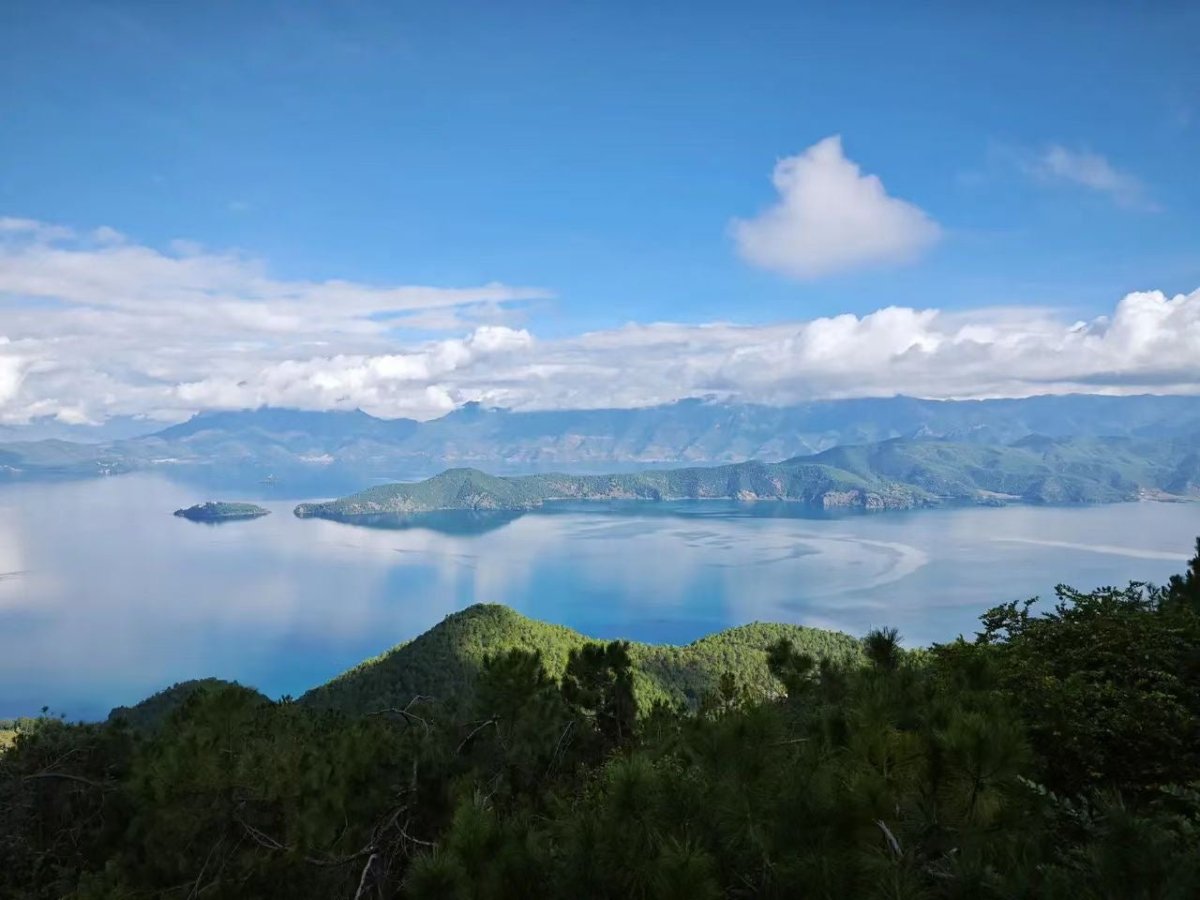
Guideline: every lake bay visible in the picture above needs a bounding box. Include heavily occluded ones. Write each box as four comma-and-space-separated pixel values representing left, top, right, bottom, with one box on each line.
0, 473, 1195, 719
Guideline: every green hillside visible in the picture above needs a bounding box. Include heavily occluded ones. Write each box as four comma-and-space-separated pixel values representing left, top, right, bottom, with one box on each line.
293, 457, 921, 518
294, 435, 1199, 520
107, 679, 268, 731
295, 467, 550, 517
810, 435, 1196, 502
302, 604, 864, 713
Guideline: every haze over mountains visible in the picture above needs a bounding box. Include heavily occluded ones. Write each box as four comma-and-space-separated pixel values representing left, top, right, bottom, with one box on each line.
1, 393, 1199, 484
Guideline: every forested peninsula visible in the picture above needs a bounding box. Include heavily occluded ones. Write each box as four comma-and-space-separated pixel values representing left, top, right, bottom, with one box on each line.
3, 539, 1200, 898
294, 434, 1200, 519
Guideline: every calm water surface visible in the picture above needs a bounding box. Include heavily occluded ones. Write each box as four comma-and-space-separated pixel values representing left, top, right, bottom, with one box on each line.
0, 473, 1195, 719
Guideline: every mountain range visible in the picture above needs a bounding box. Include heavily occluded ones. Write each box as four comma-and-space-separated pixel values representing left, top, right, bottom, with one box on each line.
2, 393, 1199, 483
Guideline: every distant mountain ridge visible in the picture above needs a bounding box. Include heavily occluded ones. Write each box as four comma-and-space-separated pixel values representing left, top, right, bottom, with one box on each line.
294, 433, 1200, 519
1, 394, 1199, 481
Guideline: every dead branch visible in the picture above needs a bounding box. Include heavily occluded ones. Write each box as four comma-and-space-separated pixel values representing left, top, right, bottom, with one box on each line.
366, 695, 435, 735
876, 819, 903, 859
399, 817, 437, 849
352, 852, 378, 900
545, 719, 576, 777
22, 771, 111, 789
455, 718, 498, 755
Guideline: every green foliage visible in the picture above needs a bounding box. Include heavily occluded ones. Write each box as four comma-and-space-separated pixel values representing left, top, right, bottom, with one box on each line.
302, 604, 864, 714
107, 678, 267, 732
561, 641, 637, 758
3, 538, 1200, 897
302, 605, 589, 713
0, 715, 134, 897
976, 579, 1200, 795
1166, 536, 1200, 614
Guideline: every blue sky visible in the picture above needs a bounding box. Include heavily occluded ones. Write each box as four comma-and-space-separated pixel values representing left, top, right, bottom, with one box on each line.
0, 1, 1198, 422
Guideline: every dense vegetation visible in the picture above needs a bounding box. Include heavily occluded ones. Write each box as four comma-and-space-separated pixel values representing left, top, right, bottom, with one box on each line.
303, 605, 865, 713
295, 434, 1199, 519
106, 679, 269, 731
173, 501, 270, 522
2, 539, 1199, 898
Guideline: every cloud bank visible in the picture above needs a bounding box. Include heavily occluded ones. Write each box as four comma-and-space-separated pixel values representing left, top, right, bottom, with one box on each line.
731, 136, 941, 278
0, 218, 1198, 425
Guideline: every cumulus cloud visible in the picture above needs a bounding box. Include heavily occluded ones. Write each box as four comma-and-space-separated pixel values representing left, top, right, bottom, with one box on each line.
0, 217, 1198, 425
175, 326, 535, 418
170, 288, 1200, 418
1029, 145, 1157, 210
0, 219, 551, 422
731, 136, 941, 279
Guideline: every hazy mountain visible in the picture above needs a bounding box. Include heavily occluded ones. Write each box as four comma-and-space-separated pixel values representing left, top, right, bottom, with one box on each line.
0, 415, 164, 444
1, 394, 1198, 482
346, 394, 1200, 467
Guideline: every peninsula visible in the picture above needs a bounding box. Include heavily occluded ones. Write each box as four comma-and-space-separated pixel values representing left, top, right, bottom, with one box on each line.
292, 435, 1199, 520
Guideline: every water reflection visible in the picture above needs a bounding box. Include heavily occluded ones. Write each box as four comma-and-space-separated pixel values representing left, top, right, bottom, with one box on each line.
319, 509, 525, 536
0, 473, 1193, 721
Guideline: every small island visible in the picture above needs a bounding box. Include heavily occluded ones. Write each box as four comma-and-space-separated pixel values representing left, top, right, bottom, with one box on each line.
173, 501, 270, 522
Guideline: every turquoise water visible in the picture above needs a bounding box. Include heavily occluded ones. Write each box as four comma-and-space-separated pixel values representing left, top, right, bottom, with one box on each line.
0, 473, 1195, 719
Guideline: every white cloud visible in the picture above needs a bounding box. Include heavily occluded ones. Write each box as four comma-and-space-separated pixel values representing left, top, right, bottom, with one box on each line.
175, 326, 535, 418
731, 136, 941, 279
0, 227, 549, 332
0, 216, 1197, 425
0, 340, 23, 406
158, 289, 1200, 421
1030, 145, 1156, 210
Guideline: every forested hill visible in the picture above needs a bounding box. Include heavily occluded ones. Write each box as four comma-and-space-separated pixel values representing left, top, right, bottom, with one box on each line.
294, 434, 1200, 518
301, 604, 864, 714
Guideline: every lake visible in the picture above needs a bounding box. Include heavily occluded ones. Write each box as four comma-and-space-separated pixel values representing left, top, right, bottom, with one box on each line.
0, 473, 1195, 720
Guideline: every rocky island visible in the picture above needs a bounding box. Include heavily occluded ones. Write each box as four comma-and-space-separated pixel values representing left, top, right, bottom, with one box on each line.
293, 435, 1199, 522
174, 501, 270, 522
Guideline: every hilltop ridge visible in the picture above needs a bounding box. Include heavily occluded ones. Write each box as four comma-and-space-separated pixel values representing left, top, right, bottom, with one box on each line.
303, 603, 865, 713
